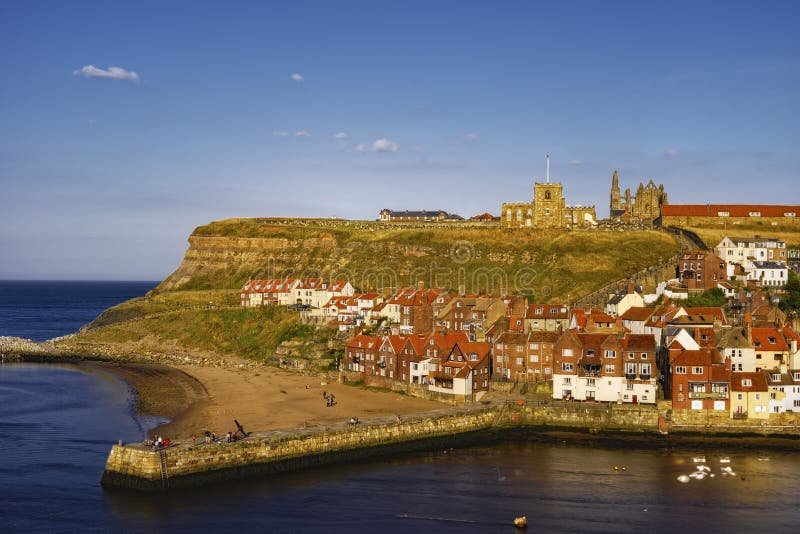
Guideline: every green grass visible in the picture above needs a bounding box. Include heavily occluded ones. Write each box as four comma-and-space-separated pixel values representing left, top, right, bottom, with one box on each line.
75, 306, 300, 360
158, 219, 682, 303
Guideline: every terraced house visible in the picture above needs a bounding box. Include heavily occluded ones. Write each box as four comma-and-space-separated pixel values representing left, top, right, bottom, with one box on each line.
553, 332, 658, 404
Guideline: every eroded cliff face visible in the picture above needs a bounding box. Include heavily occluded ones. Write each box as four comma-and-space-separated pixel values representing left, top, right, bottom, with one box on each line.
155, 219, 681, 302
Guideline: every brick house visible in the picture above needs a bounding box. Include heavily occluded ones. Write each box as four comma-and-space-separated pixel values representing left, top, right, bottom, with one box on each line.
428, 342, 491, 397
677, 251, 727, 291
344, 335, 381, 376
553, 332, 659, 404
386, 287, 451, 334
493, 331, 557, 382
670, 348, 730, 412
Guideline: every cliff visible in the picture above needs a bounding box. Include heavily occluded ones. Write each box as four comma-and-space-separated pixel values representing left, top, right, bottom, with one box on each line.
156, 218, 680, 301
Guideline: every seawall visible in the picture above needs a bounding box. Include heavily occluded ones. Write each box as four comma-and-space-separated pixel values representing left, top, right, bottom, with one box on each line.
101, 401, 800, 492
101, 402, 663, 492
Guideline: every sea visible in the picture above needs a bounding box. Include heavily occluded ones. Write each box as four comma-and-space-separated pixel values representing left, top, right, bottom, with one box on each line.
1, 281, 799, 532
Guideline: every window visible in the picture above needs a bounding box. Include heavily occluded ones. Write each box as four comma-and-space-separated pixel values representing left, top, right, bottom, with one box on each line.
628, 353, 635, 360
562, 349, 574, 357
586, 378, 595, 386
530, 355, 539, 363
675, 366, 686, 374
530, 343, 538, 350
692, 367, 703, 375
605, 364, 615, 373
516, 357, 523, 366
641, 363, 651, 377
562, 377, 571, 385
545, 367, 551, 375
562, 363, 574, 372
641, 353, 648, 360
605, 350, 616, 358
742, 378, 752, 387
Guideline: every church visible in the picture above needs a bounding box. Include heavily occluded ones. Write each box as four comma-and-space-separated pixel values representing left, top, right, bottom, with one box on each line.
609, 170, 668, 224
501, 157, 596, 229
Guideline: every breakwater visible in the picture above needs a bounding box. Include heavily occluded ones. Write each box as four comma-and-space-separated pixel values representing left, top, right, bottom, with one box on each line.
101, 402, 662, 492
101, 401, 800, 492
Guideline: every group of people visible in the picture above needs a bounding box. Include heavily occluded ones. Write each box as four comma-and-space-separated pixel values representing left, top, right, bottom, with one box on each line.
153, 435, 171, 450
323, 391, 336, 407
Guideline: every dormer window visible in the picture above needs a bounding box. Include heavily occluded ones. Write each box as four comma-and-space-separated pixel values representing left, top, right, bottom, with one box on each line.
536, 307, 543, 314
768, 337, 777, 344
742, 378, 752, 387
772, 374, 781, 381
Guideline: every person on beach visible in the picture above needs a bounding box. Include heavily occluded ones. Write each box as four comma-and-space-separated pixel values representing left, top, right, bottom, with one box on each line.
226, 431, 232, 443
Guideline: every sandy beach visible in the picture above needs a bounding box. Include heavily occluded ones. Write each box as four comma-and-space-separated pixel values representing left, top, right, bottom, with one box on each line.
91, 361, 445, 440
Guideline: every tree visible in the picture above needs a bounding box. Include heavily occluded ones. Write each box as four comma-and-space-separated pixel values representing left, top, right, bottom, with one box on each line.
779, 270, 800, 313
685, 287, 727, 308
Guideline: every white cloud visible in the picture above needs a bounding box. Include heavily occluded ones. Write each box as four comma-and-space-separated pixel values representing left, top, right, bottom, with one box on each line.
568, 159, 583, 166
273, 131, 289, 137
664, 148, 679, 157
73, 65, 140, 82
333, 132, 348, 139
291, 72, 304, 82
464, 132, 479, 141
295, 130, 312, 138
355, 144, 368, 153
372, 138, 400, 153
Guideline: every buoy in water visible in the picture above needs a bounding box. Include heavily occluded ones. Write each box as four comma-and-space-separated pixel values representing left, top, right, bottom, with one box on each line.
677, 475, 690, 483
514, 516, 528, 529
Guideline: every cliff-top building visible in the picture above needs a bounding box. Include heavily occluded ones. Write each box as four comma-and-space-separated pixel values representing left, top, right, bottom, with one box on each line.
609, 170, 668, 224
501, 157, 596, 229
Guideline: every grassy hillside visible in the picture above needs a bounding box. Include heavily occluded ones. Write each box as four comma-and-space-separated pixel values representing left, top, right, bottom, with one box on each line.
59, 218, 681, 365
159, 218, 681, 303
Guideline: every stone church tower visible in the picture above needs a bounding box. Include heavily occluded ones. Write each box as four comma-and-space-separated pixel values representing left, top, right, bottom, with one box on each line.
532, 181, 564, 228
500, 156, 596, 229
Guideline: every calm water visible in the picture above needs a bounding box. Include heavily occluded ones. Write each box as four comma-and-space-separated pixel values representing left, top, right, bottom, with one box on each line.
1, 282, 799, 532
0, 280, 158, 341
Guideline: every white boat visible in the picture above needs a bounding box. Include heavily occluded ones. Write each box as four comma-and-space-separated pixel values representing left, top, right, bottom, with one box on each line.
677, 475, 690, 483
693, 456, 706, 463
719, 457, 731, 464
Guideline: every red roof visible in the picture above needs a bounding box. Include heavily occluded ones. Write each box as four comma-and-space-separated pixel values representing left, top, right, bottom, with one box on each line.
684, 307, 727, 323
731, 372, 768, 392
621, 307, 656, 322
751, 327, 789, 352
662, 204, 800, 218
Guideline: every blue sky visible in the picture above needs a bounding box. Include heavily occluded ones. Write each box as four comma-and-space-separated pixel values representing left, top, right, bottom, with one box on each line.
1, 1, 798, 280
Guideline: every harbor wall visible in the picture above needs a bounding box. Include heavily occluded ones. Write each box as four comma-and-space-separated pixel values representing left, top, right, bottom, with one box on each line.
101, 402, 800, 492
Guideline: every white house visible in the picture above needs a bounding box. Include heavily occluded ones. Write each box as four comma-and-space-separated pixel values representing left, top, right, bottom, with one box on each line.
746, 261, 788, 288
717, 327, 756, 372
715, 236, 787, 277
